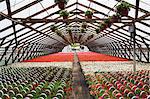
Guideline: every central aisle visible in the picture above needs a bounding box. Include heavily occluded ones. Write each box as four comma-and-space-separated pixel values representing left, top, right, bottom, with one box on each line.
71, 52, 91, 99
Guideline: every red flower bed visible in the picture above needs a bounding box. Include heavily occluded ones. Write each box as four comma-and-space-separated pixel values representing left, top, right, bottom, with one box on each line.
23, 52, 129, 62
77, 52, 129, 62
23, 52, 74, 62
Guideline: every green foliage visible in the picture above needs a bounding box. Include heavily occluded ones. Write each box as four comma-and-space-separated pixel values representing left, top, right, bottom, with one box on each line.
116, 2, 132, 10
99, 23, 105, 29
50, 25, 57, 32
113, 13, 121, 17
95, 28, 100, 33
67, 29, 72, 33
85, 10, 93, 16
104, 18, 111, 24
59, 10, 69, 17
81, 28, 85, 33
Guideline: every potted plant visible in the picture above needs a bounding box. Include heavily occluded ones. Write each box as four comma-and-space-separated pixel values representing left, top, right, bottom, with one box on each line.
59, 10, 69, 19
56, 31, 62, 36
50, 25, 57, 32
104, 18, 112, 28
67, 28, 72, 37
85, 10, 93, 19
68, 29, 72, 34
81, 22, 87, 29
81, 28, 85, 33
111, 14, 121, 23
116, 2, 131, 16
95, 28, 100, 34
99, 23, 106, 32
54, 0, 69, 10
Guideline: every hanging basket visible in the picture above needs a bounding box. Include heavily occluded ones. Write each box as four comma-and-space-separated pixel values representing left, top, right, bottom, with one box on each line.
50, 25, 57, 32
58, 2, 65, 10
63, 16, 68, 20
111, 14, 121, 23
85, 10, 93, 19
116, 2, 131, 17
85, 15, 92, 19
106, 22, 112, 28
81, 22, 87, 29
104, 18, 112, 28
59, 10, 69, 20
95, 28, 100, 34
117, 8, 129, 17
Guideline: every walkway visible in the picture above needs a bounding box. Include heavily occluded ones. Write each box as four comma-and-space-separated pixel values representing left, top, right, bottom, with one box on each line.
70, 52, 92, 99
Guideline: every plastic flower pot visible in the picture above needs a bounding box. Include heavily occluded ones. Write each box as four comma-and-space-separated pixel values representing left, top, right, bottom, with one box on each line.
2, 94, 10, 99
135, 88, 141, 95
119, 86, 125, 92
55, 0, 68, 10
127, 92, 134, 98
51, 25, 57, 32
101, 93, 110, 98
117, 8, 129, 16
140, 91, 148, 98
111, 14, 121, 23
112, 89, 119, 96
0, 90, 4, 97
130, 79, 135, 84
58, 2, 65, 10
104, 18, 112, 28
142, 84, 149, 91
107, 84, 113, 89
57, 89, 64, 95
31, 90, 36, 96
40, 93, 47, 98
16, 94, 23, 99
63, 16, 68, 20
56, 93, 63, 99
115, 93, 122, 98
99, 89, 105, 96
116, 2, 131, 17
117, 83, 122, 89
59, 10, 69, 20
123, 89, 130, 96
81, 22, 87, 29
85, 10, 93, 19
8, 90, 15, 97
137, 82, 143, 88
86, 14, 92, 19
21, 90, 27, 96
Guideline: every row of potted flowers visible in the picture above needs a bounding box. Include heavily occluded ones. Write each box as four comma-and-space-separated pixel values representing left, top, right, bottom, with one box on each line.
84, 70, 149, 99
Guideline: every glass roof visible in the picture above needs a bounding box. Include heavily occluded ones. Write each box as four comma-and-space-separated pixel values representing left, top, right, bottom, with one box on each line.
0, 0, 150, 48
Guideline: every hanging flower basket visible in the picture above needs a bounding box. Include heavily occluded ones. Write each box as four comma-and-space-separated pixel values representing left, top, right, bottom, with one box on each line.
104, 18, 112, 28
81, 22, 87, 29
116, 2, 131, 17
99, 23, 106, 32
111, 14, 121, 23
63, 16, 68, 20
85, 10, 93, 19
59, 10, 69, 20
54, 0, 69, 10
50, 25, 57, 32
81, 28, 85, 33
95, 28, 100, 34
56, 31, 62, 36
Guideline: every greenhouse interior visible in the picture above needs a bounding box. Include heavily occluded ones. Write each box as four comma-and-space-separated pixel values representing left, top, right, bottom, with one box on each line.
0, 0, 150, 98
